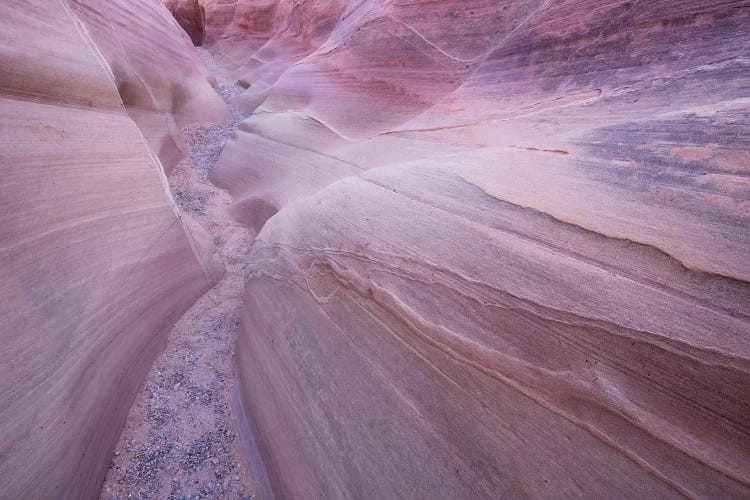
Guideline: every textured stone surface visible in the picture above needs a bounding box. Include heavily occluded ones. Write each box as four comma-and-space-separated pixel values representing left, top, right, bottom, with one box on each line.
0, 1, 226, 498
199, 0, 750, 498
2, 0, 750, 498
163, 0, 206, 46
69, 0, 230, 173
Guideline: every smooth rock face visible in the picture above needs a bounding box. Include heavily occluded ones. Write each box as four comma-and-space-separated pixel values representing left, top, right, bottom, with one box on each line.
197, 0, 750, 498
0, 1, 226, 497
69, 0, 231, 173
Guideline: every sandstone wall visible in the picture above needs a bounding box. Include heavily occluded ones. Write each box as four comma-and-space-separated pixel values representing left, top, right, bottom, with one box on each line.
70, 0, 231, 173
200, 0, 750, 497
0, 1, 226, 497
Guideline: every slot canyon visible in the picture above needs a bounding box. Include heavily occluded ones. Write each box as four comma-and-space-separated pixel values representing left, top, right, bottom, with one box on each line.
1, 0, 749, 498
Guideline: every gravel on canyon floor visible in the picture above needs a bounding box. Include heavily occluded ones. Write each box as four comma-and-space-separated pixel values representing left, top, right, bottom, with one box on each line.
100, 48, 256, 500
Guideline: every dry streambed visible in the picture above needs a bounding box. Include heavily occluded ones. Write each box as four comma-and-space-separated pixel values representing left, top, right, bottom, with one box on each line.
100, 49, 256, 500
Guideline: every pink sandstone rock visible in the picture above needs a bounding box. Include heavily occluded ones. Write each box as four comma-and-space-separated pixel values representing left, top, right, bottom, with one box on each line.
69, 0, 231, 173
163, 0, 206, 46
1, 0, 749, 498
198, 0, 750, 497
0, 0, 226, 497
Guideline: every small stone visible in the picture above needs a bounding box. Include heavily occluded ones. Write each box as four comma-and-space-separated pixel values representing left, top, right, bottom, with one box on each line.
223, 477, 230, 490
173, 383, 181, 390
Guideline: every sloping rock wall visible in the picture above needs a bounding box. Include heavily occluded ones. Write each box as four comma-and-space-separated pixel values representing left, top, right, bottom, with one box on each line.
70, 0, 230, 173
163, 0, 206, 46
0, 1, 226, 497
196, 0, 750, 497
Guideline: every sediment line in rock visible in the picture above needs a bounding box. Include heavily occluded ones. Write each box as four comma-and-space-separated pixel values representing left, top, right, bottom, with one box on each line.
0, 1, 227, 497
199, 0, 750, 497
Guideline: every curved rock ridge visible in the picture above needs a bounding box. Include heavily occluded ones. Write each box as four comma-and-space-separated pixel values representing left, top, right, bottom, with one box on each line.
0, 0, 227, 497
69, 0, 231, 173
193, 0, 750, 497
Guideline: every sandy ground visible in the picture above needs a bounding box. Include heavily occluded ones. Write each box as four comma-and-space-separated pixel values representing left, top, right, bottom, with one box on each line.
100, 48, 257, 500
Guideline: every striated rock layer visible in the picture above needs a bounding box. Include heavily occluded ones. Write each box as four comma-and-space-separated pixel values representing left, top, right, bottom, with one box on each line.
69, 0, 231, 173
195, 0, 750, 498
0, 0, 227, 497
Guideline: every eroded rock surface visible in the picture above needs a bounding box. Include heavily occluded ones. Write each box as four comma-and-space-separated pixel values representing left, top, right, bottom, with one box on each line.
0, 1, 227, 497
2, 0, 750, 498
69, 0, 230, 173
195, 0, 750, 498
99, 49, 255, 500
164, 0, 206, 46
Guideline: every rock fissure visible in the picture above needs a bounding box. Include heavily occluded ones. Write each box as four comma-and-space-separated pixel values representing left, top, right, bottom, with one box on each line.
100, 49, 256, 500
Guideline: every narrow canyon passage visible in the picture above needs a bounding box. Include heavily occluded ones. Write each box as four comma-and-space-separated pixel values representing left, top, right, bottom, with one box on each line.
100, 49, 256, 500
2, 1, 750, 498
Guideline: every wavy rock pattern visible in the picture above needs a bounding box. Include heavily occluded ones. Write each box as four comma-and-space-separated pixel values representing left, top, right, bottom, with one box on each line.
0, 1, 226, 497
1, 0, 748, 497
72, 0, 231, 173
195, 0, 750, 497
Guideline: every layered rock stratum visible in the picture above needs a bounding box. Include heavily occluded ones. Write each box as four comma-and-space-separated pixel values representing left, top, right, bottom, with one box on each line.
2, 0, 750, 498
196, 0, 750, 498
0, 1, 227, 497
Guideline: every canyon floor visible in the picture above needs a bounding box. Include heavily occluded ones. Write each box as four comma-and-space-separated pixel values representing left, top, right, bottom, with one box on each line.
100, 48, 257, 500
